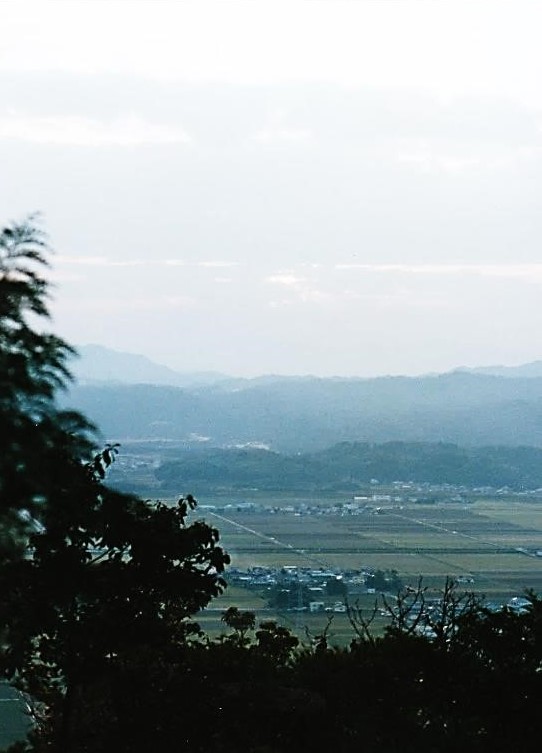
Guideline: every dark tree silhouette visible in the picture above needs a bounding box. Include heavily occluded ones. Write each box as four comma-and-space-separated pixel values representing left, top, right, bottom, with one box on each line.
0, 219, 230, 752
0, 217, 95, 560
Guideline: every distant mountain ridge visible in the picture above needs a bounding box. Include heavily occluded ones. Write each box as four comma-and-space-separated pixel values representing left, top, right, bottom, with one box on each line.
72, 344, 227, 388
63, 374, 542, 453
455, 361, 542, 378
63, 345, 542, 452
73, 344, 542, 386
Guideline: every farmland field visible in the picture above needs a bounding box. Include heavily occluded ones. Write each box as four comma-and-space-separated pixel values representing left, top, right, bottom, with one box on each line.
197, 495, 542, 600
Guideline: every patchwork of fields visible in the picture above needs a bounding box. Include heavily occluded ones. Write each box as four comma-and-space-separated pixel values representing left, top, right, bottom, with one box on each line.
192, 495, 542, 644
201, 496, 542, 598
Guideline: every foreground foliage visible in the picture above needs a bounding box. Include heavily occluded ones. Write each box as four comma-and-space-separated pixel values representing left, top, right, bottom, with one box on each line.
0, 220, 229, 751
8, 588, 540, 753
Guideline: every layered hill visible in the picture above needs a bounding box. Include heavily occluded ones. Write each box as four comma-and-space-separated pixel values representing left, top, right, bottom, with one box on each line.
154, 441, 542, 492
64, 374, 542, 453
63, 346, 542, 453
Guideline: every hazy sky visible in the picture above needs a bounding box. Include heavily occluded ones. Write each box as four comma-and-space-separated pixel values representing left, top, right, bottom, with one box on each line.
2, 0, 542, 377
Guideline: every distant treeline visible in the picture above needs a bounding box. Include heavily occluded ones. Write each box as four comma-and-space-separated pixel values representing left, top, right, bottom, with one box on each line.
155, 441, 542, 492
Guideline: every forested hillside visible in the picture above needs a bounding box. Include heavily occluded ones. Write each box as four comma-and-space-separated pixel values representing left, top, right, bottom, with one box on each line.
154, 441, 542, 492
65, 372, 542, 452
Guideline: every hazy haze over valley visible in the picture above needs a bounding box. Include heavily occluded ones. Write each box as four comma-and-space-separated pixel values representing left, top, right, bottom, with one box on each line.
2, 1, 542, 378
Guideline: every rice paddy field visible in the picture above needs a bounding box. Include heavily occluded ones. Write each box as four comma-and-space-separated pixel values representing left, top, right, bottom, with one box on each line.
183, 492, 542, 645
201, 495, 542, 596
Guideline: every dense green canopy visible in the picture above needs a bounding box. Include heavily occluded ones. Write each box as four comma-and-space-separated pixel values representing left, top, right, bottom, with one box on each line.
0, 220, 229, 751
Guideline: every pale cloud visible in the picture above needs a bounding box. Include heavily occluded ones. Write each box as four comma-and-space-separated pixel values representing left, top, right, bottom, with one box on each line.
251, 107, 313, 145
334, 263, 542, 283
397, 143, 542, 174
0, 113, 191, 146
56, 256, 148, 268
196, 261, 240, 269
265, 273, 329, 303
266, 274, 304, 287
266, 281, 452, 310
47, 271, 85, 283
370, 291, 455, 310
4, 1, 542, 107
56, 257, 239, 270
252, 126, 313, 144
479, 265, 542, 283
57, 295, 196, 313
162, 260, 239, 269
397, 150, 482, 174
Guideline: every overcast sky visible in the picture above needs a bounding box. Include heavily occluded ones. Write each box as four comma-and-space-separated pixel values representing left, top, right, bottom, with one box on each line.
2, 0, 542, 377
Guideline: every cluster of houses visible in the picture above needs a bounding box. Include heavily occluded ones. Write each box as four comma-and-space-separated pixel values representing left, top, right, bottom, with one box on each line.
203, 498, 423, 517
201, 488, 473, 518
225, 564, 532, 620
227, 564, 381, 613
227, 564, 366, 588
197, 478, 542, 519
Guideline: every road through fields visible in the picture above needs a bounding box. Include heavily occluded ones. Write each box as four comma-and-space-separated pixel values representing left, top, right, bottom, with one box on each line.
381, 508, 542, 559
208, 510, 330, 568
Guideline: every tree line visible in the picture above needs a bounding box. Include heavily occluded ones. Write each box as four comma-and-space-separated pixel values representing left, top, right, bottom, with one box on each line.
154, 441, 542, 492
